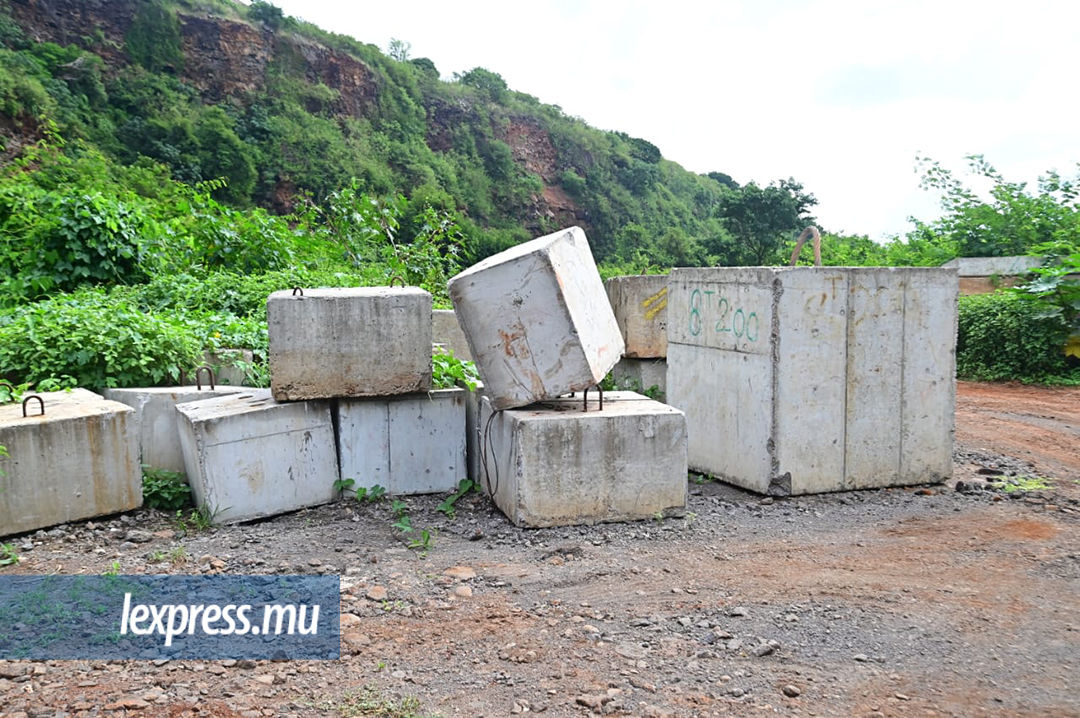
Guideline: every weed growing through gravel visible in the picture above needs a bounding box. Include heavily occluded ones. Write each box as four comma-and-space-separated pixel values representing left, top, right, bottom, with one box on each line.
0, 543, 19, 567
142, 466, 192, 511
436, 479, 475, 519
328, 683, 436, 718
994, 476, 1055, 493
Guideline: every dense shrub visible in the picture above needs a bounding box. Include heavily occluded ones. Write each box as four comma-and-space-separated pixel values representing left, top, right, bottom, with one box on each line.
956, 292, 1078, 384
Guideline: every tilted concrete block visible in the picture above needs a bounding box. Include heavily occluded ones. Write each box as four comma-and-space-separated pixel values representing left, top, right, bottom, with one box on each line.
666, 267, 957, 495
612, 358, 667, 402
448, 226, 624, 411
1, 389, 140, 537
336, 388, 467, 495
175, 390, 338, 524
605, 274, 669, 358
267, 287, 432, 401
432, 309, 472, 362
478, 391, 687, 527
103, 386, 249, 474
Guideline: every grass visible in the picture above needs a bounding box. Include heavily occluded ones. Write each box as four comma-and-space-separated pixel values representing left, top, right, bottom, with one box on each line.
0, 543, 19, 567
326, 684, 438, 718
994, 475, 1055, 493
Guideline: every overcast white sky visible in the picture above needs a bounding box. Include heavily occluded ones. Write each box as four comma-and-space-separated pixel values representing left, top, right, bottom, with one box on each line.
268, 0, 1080, 240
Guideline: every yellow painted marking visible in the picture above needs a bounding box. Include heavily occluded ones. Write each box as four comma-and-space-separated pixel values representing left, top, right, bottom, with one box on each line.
644, 297, 667, 321
640, 287, 668, 310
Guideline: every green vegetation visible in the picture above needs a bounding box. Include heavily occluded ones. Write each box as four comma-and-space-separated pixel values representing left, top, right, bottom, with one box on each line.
431, 347, 480, 390
0, 542, 18, 567
141, 467, 193, 511
992, 476, 1054, 493
329, 684, 434, 718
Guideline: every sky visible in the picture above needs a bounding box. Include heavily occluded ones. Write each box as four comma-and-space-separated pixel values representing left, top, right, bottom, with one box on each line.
266, 0, 1080, 240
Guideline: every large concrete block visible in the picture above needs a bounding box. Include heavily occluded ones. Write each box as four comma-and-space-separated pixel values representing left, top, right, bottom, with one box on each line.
202, 349, 253, 387
478, 391, 687, 527
103, 386, 250, 475
336, 389, 467, 495
605, 275, 669, 358
612, 358, 667, 401
1, 389, 140, 537
432, 310, 472, 361
175, 390, 338, 524
267, 287, 432, 401
448, 227, 624, 411
667, 267, 957, 495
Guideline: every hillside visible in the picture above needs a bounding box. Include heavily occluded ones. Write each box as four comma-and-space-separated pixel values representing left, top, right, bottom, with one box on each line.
0, 0, 815, 268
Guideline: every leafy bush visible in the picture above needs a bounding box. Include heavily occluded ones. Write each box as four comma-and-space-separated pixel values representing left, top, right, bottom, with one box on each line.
142, 467, 192, 511
432, 347, 479, 390
957, 292, 1079, 384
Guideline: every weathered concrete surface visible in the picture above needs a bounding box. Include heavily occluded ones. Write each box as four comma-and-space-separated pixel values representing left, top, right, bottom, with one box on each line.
0, 389, 140, 536
478, 391, 687, 527
612, 358, 667, 400
941, 255, 1043, 276
202, 349, 253, 387
103, 386, 249, 474
448, 226, 624, 410
667, 267, 958, 495
463, 381, 485, 486
267, 287, 432, 401
604, 275, 669, 358
336, 389, 467, 495
175, 390, 338, 524
432, 310, 472, 361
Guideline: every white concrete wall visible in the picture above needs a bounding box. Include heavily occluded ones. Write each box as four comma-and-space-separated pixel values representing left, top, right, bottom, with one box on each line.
478, 391, 687, 527
448, 227, 624, 410
104, 386, 248, 474
201, 349, 253, 387
267, 287, 432, 401
667, 267, 957, 495
604, 275, 669, 358
176, 390, 339, 523
432, 310, 472, 361
1, 389, 141, 536
336, 389, 467, 495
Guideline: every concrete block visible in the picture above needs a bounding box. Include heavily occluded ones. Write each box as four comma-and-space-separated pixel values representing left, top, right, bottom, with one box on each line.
605, 275, 669, 358
612, 358, 667, 401
432, 310, 472, 361
448, 226, 624, 411
336, 389, 467, 495
267, 287, 432, 401
103, 386, 249, 474
202, 349, 253, 386
463, 381, 485, 486
175, 390, 338, 524
667, 267, 957, 495
1, 389, 140, 537
478, 391, 687, 527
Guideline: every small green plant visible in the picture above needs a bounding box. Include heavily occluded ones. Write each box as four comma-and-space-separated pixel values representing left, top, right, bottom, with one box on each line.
993, 476, 1054, 493
169, 545, 188, 566
142, 467, 192, 511
432, 347, 480, 390
355, 484, 386, 504
391, 514, 413, 533
149, 550, 167, 563
436, 479, 476, 519
330, 684, 430, 718
408, 528, 436, 553
173, 505, 218, 534
103, 560, 121, 576
333, 477, 356, 498
390, 499, 408, 518
0, 543, 19, 567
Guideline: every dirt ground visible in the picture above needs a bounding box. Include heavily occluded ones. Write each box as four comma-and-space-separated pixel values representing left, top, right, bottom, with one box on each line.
1, 381, 1078, 718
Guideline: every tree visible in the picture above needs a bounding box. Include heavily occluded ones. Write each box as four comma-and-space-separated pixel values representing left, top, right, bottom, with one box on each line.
456, 67, 508, 103
716, 178, 817, 265
388, 38, 411, 62
248, 2, 285, 30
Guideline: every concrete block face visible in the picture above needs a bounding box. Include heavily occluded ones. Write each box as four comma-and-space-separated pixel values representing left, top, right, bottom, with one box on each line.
612, 358, 667, 400
267, 287, 432, 401
103, 386, 249, 475
478, 392, 687, 527
667, 267, 957, 495
448, 227, 624, 410
175, 390, 338, 524
1, 389, 140, 537
432, 310, 472, 361
604, 275, 669, 358
336, 389, 467, 495
202, 349, 253, 387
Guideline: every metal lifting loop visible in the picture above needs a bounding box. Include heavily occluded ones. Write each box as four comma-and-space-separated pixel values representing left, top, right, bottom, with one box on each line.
788, 226, 822, 267
194, 365, 216, 391
582, 384, 604, 412
388, 275, 405, 288
292, 287, 304, 296
22, 394, 44, 418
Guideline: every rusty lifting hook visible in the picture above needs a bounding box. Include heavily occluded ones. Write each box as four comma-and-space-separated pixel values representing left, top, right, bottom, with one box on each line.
194, 365, 216, 391
582, 384, 604, 412
292, 287, 304, 296
22, 395, 44, 418
388, 275, 405, 288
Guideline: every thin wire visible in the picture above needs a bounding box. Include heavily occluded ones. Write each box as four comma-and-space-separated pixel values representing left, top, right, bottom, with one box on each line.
481, 406, 502, 499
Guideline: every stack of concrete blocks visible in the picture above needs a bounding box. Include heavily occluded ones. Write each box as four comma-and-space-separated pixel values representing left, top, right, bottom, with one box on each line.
666, 267, 958, 496
103, 385, 248, 474
175, 287, 468, 524
1, 389, 141, 536
449, 226, 688, 526
605, 274, 669, 400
